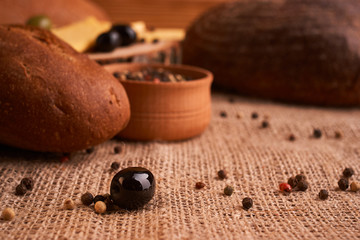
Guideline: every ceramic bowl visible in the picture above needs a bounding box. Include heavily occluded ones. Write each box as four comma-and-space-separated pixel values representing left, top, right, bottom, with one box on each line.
104, 63, 213, 141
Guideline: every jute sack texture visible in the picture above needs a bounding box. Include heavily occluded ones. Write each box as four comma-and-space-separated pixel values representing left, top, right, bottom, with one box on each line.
0, 93, 359, 239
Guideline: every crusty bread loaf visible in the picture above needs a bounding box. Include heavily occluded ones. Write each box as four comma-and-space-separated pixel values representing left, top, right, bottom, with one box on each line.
183, 0, 360, 106
0, 0, 109, 27
0, 25, 130, 152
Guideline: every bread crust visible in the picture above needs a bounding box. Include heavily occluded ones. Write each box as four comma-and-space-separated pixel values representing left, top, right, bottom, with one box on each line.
0, 25, 130, 152
183, 0, 360, 106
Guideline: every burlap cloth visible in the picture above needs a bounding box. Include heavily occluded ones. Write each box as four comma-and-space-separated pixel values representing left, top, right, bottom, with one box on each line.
0, 92, 359, 240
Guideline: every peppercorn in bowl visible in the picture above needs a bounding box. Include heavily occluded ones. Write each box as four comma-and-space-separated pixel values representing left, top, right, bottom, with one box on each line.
104, 63, 213, 141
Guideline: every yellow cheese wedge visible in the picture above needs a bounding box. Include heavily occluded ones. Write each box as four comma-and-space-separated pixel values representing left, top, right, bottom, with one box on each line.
130, 21, 147, 39
143, 28, 185, 42
51, 16, 111, 52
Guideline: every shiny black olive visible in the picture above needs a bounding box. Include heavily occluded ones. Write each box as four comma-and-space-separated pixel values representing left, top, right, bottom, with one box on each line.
94, 31, 121, 52
110, 167, 155, 210
111, 25, 137, 46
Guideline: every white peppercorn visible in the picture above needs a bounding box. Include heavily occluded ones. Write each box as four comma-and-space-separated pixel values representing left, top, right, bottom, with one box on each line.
1, 208, 15, 221
94, 201, 107, 214
63, 198, 75, 210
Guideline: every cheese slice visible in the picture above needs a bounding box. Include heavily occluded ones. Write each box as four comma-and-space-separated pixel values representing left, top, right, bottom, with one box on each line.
52, 16, 111, 52
143, 28, 185, 42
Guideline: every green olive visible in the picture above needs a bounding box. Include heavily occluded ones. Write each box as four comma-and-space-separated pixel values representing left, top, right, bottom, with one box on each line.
26, 15, 52, 30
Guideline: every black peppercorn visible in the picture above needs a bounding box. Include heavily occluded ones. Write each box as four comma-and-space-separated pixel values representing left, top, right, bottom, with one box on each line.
242, 197, 253, 210
111, 162, 120, 171
338, 178, 349, 191
110, 167, 155, 210
318, 189, 329, 200
114, 146, 121, 154
195, 182, 205, 189
288, 134, 296, 141
295, 174, 306, 183
217, 170, 227, 180
287, 177, 298, 188
81, 192, 94, 206
152, 38, 159, 44
251, 112, 258, 119
93, 195, 106, 203
15, 184, 27, 195
228, 98, 235, 103
261, 120, 269, 128
20, 177, 34, 190
342, 167, 354, 178
313, 129, 322, 138
224, 186, 234, 196
220, 111, 227, 118
297, 181, 309, 191
86, 147, 95, 154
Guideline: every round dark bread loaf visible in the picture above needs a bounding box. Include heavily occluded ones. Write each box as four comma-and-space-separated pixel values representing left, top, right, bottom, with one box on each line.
0, 0, 109, 27
0, 25, 130, 152
183, 0, 360, 106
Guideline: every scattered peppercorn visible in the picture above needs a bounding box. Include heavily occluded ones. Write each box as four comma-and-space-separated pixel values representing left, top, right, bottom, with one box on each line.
86, 147, 95, 154
94, 201, 107, 214
236, 113, 243, 119
20, 177, 34, 190
93, 195, 106, 203
81, 192, 94, 206
152, 38, 159, 44
228, 98, 235, 103
287, 177, 298, 188
350, 181, 360, 192
279, 183, 292, 192
15, 184, 27, 196
63, 198, 75, 210
313, 129, 322, 138
295, 174, 306, 183
1, 208, 15, 221
217, 170, 227, 180
242, 197, 253, 210
195, 182, 205, 189
224, 185, 234, 196
251, 112, 259, 119
338, 178, 349, 191
342, 167, 354, 178
261, 120, 269, 128
114, 146, 122, 154
288, 134, 296, 141
334, 131, 343, 139
296, 181, 309, 191
111, 162, 120, 170
318, 189, 329, 200
102, 194, 115, 210
220, 111, 227, 118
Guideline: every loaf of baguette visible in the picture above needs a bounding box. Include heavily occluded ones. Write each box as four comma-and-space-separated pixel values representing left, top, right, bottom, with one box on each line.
183, 0, 360, 106
0, 25, 130, 152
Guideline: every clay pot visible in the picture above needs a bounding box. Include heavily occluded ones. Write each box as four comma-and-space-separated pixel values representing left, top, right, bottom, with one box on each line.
105, 63, 213, 141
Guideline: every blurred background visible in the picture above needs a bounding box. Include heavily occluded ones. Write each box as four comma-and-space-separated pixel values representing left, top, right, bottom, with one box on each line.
91, 0, 232, 28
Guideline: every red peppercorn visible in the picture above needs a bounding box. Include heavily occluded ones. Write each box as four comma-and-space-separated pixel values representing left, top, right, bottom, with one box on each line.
279, 183, 292, 192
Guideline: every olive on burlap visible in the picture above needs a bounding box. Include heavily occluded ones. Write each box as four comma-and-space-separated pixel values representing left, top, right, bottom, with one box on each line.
183, 0, 360, 106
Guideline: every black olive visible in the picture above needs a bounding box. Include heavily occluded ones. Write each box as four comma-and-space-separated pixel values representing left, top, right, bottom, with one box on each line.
111, 25, 137, 46
94, 31, 121, 52
110, 167, 155, 210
